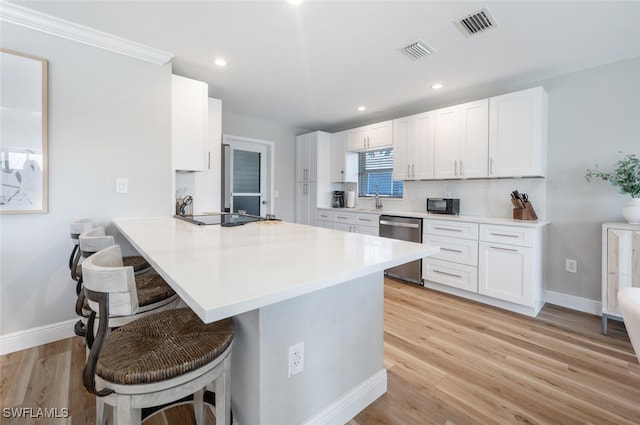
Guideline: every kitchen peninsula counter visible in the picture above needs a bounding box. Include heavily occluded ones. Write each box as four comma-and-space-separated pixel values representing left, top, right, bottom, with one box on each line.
114, 216, 438, 425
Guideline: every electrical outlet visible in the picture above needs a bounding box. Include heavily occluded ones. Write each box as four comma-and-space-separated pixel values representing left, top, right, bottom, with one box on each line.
566, 259, 577, 274
288, 342, 304, 377
116, 178, 128, 193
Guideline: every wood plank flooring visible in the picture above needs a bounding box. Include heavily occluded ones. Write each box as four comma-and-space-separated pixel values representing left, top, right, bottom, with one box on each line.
1, 277, 639, 425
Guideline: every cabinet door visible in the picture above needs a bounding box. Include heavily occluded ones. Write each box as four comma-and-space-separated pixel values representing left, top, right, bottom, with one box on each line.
172, 75, 208, 171
434, 106, 460, 179
489, 86, 547, 177
346, 127, 367, 151
356, 225, 379, 236
295, 182, 317, 225
330, 131, 358, 183
367, 121, 393, 150
296, 133, 317, 182
459, 99, 488, 178
478, 242, 534, 306
604, 228, 640, 315
193, 98, 222, 214
393, 116, 411, 180
413, 112, 435, 180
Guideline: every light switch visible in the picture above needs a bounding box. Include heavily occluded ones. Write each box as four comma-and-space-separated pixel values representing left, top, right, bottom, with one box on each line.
116, 178, 128, 193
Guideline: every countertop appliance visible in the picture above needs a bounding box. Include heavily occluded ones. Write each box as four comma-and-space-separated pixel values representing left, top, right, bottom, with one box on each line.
379, 215, 423, 285
174, 213, 279, 227
427, 198, 460, 215
333, 191, 345, 208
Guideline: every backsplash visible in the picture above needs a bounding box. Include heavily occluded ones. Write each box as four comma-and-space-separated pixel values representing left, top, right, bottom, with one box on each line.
350, 178, 547, 220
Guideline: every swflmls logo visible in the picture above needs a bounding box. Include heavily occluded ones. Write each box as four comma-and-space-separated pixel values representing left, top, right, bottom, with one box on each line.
2, 407, 69, 418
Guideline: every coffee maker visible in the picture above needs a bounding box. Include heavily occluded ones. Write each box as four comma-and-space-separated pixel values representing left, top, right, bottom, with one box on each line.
332, 191, 345, 208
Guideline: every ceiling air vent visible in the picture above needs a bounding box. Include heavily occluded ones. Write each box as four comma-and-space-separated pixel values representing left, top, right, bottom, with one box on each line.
456, 7, 497, 37
402, 40, 435, 60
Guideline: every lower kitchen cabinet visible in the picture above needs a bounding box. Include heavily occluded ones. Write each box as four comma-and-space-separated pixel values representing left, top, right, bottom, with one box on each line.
601, 222, 640, 334
315, 209, 379, 236
423, 218, 546, 317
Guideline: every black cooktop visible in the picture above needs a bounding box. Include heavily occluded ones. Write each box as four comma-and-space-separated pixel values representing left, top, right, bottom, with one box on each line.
174, 213, 276, 227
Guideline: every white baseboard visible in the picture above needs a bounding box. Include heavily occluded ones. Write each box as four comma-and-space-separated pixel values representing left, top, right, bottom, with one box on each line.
302, 369, 387, 425
544, 290, 601, 316
0, 319, 77, 355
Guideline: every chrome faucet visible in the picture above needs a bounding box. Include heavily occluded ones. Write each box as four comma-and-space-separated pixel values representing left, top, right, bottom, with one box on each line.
375, 183, 383, 210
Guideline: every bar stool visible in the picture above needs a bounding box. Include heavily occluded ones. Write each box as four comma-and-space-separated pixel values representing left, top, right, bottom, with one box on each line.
77, 228, 179, 331
69, 218, 95, 291
82, 244, 234, 425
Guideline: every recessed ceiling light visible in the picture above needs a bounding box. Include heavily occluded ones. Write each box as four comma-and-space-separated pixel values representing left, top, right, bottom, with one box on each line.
214, 58, 227, 67
431, 83, 443, 90
287, 0, 303, 5
357, 106, 366, 111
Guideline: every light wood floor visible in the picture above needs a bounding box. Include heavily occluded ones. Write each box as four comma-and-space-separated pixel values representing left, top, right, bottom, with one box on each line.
2, 277, 639, 425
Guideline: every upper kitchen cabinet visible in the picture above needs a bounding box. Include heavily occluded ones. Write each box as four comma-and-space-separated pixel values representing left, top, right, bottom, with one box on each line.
434, 99, 489, 179
346, 120, 393, 152
295, 131, 331, 225
393, 111, 435, 180
172, 75, 208, 171
488, 86, 548, 178
330, 131, 358, 183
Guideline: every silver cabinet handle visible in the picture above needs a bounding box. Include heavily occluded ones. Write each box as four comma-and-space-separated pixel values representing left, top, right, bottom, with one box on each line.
207, 151, 211, 170
380, 220, 420, 229
412, 164, 415, 177
454, 160, 458, 176
440, 247, 463, 253
489, 232, 519, 238
433, 226, 463, 232
336, 215, 349, 220
433, 269, 462, 279
489, 245, 518, 252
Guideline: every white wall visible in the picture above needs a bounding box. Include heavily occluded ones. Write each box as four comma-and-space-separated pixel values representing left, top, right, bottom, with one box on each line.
0, 23, 172, 335
222, 111, 308, 223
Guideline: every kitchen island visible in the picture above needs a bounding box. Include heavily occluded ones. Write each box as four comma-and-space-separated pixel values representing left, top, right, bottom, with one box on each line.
113, 216, 439, 425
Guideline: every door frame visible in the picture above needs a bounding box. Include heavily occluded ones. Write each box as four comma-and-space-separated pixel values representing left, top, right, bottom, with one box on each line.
222, 134, 275, 216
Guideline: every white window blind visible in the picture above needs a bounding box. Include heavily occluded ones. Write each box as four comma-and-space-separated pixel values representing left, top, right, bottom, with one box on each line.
358, 148, 403, 198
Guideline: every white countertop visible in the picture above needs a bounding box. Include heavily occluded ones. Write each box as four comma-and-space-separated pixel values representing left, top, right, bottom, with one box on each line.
114, 217, 439, 323
318, 207, 549, 228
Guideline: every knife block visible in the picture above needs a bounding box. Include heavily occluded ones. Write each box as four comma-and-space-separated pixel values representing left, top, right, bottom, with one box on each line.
513, 202, 538, 220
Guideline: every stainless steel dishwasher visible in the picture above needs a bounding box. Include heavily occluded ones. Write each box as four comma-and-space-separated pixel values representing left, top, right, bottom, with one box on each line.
379, 215, 423, 285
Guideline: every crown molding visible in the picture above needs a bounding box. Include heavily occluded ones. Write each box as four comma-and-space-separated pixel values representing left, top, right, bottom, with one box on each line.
0, 1, 174, 65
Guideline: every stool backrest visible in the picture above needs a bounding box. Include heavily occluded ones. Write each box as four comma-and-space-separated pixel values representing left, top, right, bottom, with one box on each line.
619, 287, 640, 363
70, 218, 94, 245
79, 227, 115, 258
81, 245, 140, 317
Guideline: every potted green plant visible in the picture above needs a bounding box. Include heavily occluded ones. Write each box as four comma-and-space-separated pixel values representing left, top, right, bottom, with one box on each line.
585, 153, 640, 224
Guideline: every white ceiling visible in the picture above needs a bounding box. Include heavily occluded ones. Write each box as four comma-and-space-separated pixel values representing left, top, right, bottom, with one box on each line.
16, 1, 640, 132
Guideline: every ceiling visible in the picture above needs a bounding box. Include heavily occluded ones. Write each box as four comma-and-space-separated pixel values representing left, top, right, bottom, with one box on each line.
15, 1, 640, 132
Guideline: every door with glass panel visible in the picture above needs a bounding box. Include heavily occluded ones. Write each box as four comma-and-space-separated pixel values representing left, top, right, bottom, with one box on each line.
225, 138, 268, 216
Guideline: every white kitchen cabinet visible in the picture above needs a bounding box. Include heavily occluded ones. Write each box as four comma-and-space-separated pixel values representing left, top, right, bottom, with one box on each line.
393, 111, 435, 180
478, 224, 541, 309
346, 120, 393, 152
192, 98, 222, 214
315, 209, 380, 236
488, 86, 547, 177
330, 131, 358, 183
433, 99, 488, 179
423, 219, 479, 292
601, 222, 640, 334
172, 74, 208, 172
295, 132, 331, 225
423, 218, 546, 317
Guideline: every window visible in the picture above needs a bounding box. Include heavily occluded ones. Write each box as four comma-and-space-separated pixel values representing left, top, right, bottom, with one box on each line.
358, 148, 403, 198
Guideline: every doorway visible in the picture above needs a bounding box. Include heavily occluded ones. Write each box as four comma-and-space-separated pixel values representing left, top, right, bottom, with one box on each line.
223, 135, 274, 217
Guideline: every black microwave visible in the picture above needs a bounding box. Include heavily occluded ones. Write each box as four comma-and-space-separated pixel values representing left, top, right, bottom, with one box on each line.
427, 198, 460, 215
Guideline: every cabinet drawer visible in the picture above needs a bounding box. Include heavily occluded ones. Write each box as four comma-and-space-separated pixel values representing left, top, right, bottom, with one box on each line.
423, 234, 478, 266
480, 224, 535, 247
357, 225, 379, 236
423, 258, 478, 292
317, 220, 333, 230
317, 210, 332, 221
333, 222, 352, 232
424, 220, 478, 240
355, 214, 379, 227
333, 212, 356, 224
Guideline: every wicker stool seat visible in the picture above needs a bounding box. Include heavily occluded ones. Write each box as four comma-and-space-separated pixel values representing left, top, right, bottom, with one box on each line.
97, 308, 234, 385
81, 271, 176, 312
122, 255, 151, 274
82, 245, 234, 425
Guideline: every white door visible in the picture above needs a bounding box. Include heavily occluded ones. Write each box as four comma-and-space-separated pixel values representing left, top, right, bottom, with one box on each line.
224, 136, 272, 217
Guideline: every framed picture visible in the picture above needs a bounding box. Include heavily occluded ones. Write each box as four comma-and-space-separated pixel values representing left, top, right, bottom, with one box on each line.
0, 48, 48, 214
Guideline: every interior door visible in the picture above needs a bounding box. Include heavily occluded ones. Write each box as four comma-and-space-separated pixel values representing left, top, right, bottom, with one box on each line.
226, 138, 268, 216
